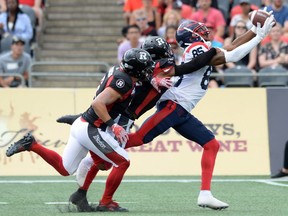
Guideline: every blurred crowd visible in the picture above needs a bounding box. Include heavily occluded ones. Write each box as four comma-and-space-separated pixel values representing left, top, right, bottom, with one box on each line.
0, 0, 288, 88
119, 0, 288, 88
0, 0, 45, 87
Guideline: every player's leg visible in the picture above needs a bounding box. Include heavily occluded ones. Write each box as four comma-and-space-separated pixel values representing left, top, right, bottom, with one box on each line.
82, 125, 130, 212
70, 153, 112, 212
5, 132, 85, 176
126, 100, 182, 148
174, 114, 228, 210
96, 151, 130, 212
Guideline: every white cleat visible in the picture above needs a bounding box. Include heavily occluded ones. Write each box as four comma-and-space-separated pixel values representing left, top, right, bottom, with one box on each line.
197, 194, 229, 210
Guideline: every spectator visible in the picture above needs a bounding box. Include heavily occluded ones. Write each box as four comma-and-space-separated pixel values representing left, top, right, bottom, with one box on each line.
191, 0, 219, 9
229, 0, 254, 36
165, 24, 177, 41
133, 9, 158, 37
0, 0, 33, 43
206, 22, 223, 48
230, 0, 258, 20
19, 0, 44, 31
123, 0, 158, 24
129, 0, 162, 30
265, 0, 288, 37
224, 20, 257, 72
258, 23, 288, 70
271, 140, 288, 178
157, 9, 181, 37
189, 0, 226, 38
164, 0, 194, 20
117, 25, 142, 63
0, 36, 31, 87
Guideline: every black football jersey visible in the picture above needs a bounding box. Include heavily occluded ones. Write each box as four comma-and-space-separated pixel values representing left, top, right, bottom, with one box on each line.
125, 58, 175, 120
82, 66, 134, 128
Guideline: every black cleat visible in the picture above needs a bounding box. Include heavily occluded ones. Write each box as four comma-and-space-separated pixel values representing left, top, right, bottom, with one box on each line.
96, 200, 128, 212
56, 114, 81, 125
271, 170, 288, 178
69, 190, 94, 212
6, 133, 35, 157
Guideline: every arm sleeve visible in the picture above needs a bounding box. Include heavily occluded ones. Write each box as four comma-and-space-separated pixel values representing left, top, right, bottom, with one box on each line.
174, 48, 217, 76
222, 35, 262, 63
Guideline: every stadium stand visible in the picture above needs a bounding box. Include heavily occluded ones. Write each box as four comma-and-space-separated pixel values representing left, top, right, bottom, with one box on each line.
29, 61, 109, 88
37, 0, 125, 65
223, 65, 254, 87
258, 65, 288, 87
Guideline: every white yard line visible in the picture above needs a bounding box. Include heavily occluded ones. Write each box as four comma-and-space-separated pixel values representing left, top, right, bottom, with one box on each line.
257, 180, 288, 187
0, 202, 8, 204
45, 201, 136, 205
0, 178, 287, 184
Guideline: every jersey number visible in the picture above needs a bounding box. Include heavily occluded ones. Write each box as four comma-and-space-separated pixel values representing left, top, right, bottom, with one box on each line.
200, 66, 212, 90
191, 47, 204, 58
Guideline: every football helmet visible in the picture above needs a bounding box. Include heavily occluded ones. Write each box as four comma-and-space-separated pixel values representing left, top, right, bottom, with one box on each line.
120, 48, 154, 81
176, 20, 210, 49
141, 36, 174, 60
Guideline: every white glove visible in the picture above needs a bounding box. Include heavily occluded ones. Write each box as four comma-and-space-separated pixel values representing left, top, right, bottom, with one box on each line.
251, 7, 274, 34
255, 15, 275, 40
150, 77, 173, 92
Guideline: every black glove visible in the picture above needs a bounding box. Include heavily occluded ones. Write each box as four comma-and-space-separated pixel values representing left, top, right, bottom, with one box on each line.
56, 114, 82, 125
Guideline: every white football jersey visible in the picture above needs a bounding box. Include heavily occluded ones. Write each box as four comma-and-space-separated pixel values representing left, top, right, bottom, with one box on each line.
159, 42, 212, 112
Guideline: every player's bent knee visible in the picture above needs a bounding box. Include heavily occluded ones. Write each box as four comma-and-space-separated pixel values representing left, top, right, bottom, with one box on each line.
204, 138, 220, 151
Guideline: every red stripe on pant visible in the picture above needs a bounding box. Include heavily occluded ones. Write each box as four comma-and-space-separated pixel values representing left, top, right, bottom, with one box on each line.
126, 101, 177, 148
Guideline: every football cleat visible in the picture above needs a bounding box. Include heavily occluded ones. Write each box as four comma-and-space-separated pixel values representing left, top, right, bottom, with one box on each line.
6, 133, 35, 157
198, 194, 229, 210
69, 190, 94, 212
95, 200, 128, 212
271, 170, 288, 178
56, 114, 81, 125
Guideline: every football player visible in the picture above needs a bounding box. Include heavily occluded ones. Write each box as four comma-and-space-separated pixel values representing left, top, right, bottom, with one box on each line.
6, 48, 155, 212
125, 15, 275, 210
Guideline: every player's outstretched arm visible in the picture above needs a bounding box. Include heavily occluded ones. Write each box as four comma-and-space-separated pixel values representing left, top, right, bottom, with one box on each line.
210, 15, 275, 66
168, 48, 217, 76
225, 8, 273, 51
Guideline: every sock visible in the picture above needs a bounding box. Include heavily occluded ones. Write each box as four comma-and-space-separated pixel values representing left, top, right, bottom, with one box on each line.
201, 138, 219, 190
30, 142, 69, 176
100, 152, 130, 204
199, 190, 212, 196
125, 133, 144, 149
80, 163, 99, 191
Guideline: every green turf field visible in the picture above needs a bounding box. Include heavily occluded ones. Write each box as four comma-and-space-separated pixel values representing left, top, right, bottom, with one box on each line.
0, 176, 287, 216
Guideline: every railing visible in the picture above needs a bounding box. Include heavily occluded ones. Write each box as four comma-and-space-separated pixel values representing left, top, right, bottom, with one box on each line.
29, 61, 110, 88
0, 73, 26, 87
27, 61, 288, 88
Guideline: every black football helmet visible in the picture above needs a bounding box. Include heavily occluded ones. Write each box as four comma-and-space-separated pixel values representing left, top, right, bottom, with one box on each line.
141, 36, 174, 60
176, 20, 210, 49
120, 48, 154, 81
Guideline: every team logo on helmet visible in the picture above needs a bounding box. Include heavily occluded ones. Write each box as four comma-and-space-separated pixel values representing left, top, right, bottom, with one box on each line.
139, 51, 148, 60
116, 79, 125, 88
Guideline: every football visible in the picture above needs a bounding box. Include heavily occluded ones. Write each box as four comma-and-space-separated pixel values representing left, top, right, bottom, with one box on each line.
249, 10, 273, 27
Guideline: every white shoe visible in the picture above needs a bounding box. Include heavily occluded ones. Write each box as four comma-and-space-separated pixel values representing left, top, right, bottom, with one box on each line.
197, 194, 229, 210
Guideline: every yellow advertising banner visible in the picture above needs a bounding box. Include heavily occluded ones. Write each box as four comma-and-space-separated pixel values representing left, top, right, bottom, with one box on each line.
0, 88, 270, 176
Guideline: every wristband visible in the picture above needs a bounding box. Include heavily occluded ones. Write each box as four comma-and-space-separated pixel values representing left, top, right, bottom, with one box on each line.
105, 118, 115, 127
